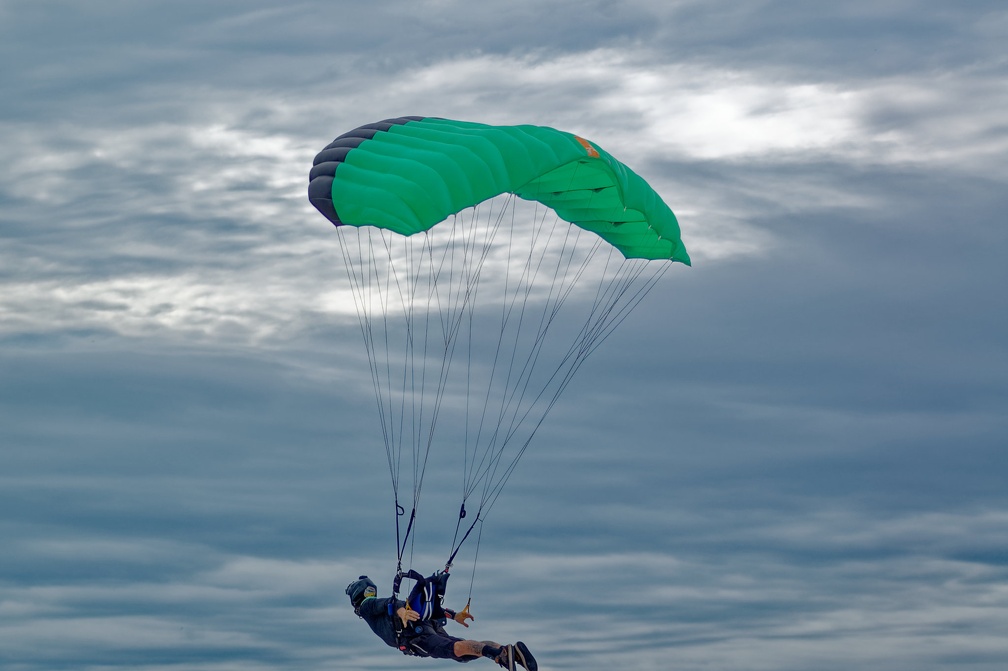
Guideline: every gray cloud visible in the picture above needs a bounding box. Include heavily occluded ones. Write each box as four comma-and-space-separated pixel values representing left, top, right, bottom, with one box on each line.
2, 2, 1007, 670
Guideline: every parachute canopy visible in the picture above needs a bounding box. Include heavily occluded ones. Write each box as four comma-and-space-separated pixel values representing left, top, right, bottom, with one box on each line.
309, 116, 690, 264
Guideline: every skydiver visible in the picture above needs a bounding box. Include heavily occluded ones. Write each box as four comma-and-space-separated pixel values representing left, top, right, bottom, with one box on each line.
346, 575, 537, 670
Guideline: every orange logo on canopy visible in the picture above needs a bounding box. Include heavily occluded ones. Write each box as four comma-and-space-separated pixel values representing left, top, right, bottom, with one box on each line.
574, 136, 600, 158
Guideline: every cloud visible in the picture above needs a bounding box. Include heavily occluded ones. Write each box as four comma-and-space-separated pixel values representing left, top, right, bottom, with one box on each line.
7, 41, 1004, 344
2, 2, 1007, 670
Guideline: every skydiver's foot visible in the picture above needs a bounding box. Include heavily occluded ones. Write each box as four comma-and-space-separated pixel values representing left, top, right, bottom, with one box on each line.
494, 644, 515, 670
513, 641, 537, 671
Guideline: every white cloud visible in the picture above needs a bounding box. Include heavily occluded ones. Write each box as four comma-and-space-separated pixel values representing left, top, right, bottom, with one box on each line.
6, 41, 1004, 345
359, 47, 1007, 175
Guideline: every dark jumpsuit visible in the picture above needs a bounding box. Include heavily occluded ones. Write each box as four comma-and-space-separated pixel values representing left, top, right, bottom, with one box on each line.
358, 596, 468, 661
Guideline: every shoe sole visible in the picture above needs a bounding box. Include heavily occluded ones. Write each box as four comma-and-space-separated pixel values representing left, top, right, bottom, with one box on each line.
514, 641, 537, 671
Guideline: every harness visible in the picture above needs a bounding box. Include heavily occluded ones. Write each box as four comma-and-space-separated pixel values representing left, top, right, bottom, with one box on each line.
395, 620, 437, 657
391, 569, 452, 656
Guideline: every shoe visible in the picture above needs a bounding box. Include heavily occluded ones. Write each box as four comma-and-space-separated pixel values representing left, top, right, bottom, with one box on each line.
513, 641, 537, 671
495, 644, 515, 670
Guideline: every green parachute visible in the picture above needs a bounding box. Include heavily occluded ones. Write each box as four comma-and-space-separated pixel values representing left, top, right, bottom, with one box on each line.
309, 116, 689, 263
308, 117, 689, 589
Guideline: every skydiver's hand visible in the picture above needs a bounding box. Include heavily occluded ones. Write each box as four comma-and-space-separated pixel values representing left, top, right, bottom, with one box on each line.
397, 606, 420, 628
454, 609, 474, 628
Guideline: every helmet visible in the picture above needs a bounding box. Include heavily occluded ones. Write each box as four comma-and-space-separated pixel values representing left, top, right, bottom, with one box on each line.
346, 575, 378, 609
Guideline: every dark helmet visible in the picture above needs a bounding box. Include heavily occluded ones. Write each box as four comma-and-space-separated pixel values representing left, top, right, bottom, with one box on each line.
346, 575, 378, 609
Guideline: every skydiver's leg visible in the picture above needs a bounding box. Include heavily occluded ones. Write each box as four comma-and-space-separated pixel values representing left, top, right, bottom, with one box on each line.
452, 639, 504, 661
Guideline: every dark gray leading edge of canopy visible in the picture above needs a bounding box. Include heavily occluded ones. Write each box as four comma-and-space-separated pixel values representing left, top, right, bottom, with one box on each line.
308, 116, 426, 227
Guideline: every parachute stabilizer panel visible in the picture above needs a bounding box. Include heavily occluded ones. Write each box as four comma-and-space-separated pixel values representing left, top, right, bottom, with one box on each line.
308, 117, 690, 264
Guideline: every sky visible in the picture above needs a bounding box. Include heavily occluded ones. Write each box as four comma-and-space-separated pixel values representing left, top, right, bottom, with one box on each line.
1, 1, 1007, 670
